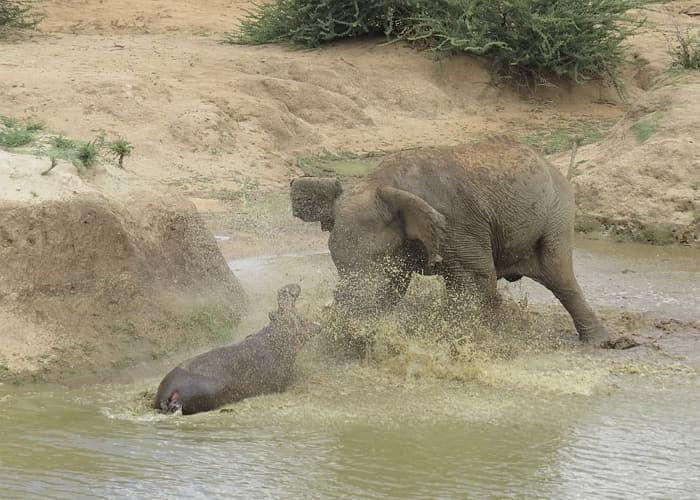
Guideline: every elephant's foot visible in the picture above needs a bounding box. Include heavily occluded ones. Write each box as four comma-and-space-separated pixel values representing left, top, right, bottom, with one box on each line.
578, 324, 611, 345
600, 335, 641, 350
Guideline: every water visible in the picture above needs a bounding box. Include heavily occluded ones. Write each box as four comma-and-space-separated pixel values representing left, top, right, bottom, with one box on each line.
1, 239, 699, 498
2, 376, 698, 498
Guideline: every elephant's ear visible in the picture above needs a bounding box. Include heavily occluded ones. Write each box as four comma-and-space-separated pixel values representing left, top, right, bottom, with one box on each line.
290, 177, 343, 232
378, 186, 447, 266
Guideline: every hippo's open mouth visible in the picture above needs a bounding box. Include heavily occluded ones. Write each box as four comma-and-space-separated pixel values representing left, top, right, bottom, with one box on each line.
161, 390, 182, 413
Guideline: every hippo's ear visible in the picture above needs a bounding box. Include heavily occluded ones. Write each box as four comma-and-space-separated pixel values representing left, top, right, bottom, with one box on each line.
378, 186, 447, 266
290, 177, 343, 232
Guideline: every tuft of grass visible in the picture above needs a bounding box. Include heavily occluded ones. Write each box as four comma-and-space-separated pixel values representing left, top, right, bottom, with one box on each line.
187, 305, 238, 344
297, 150, 384, 178
215, 178, 260, 202
76, 138, 100, 167
0, 127, 34, 147
1, 115, 20, 128
668, 26, 700, 70
108, 137, 133, 169
631, 119, 658, 143
0, 115, 44, 148
24, 120, 43, 132
0, 115, 140, 171
51, 135, 77, 150
520, 119, 616, 154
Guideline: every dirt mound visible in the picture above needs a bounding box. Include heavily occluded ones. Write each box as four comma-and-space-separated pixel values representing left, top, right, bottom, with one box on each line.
551, 72, 700, 246
0, 151, 246, 383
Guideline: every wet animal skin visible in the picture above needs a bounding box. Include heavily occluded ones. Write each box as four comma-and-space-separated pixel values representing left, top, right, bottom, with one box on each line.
154, 284, 318, 415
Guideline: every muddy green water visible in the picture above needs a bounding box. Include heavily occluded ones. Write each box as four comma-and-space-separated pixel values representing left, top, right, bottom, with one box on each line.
1, 240, 699, 498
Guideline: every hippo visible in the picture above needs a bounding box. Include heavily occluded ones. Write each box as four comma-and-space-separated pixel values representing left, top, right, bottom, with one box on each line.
154, 284, 318, 415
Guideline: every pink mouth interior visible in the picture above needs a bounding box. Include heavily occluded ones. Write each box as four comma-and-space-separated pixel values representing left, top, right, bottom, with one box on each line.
169, 391, 180, 405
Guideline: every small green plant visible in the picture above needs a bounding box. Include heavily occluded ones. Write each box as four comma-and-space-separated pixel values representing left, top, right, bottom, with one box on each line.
297, 150, 384, 178
0, 127, 34, 147
668, 26, 700, 70
631, 119, 658, 143
76, 138, 100, 167
187, 306, 238, 343
0, 115, 47, 148
215, 178, 260, 202
1, 115, 19, 128
520, 119, 616, 154
0, 0, 44, 35
51, 135, 76, 150
24, 120, 43, 132
108, 137, 133, 168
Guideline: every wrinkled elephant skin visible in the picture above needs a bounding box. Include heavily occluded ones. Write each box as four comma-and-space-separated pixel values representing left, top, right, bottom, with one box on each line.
290, 136, 609, 343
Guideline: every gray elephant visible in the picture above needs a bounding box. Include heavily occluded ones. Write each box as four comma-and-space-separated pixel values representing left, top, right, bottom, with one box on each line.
290, 136, 608, 343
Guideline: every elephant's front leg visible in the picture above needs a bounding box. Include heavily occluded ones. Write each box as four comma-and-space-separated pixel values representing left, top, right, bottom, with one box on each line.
443, 264, 500, 310
441, 235, 500, 309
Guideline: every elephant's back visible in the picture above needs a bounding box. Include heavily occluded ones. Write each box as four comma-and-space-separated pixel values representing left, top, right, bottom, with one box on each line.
364, 136, 571, 262
366, 136, 561, 210
369, 136, 553, 186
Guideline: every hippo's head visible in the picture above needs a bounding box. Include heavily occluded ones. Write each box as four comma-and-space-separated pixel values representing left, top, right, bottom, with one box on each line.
159, 390, 182, 413
269, 283, 320, 352
153, 368, 215, 415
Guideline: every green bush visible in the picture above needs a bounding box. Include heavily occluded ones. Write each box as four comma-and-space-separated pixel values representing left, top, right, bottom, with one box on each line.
108, 137, 133, 168
231, 0, 645, 88
77, 139, 100, 167
231, 0, 425, 46
0, 0, 43, 35
669, 26, 700, 70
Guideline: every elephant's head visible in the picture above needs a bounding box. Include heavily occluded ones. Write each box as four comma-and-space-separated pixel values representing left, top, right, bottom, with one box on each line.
290, 177, 343, 232
291, 176, 447, 311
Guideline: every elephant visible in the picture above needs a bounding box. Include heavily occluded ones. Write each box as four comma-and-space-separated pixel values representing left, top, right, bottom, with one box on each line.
154, 284, 319, 415
290, 135, 609, 343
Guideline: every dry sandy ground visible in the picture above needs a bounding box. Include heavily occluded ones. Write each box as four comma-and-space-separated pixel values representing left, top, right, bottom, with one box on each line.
3, 1, 629, 192
0, 1, 699, 382
2, 1, 697, 247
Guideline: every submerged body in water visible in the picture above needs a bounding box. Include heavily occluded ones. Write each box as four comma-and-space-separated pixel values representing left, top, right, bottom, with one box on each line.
154, 284, 318, 415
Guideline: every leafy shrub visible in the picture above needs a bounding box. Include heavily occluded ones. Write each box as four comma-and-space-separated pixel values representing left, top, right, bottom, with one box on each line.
231, 0, 423, 46
77, 139, 100, 167
232, 0, 645, 88
0, 0, 43, 35
108, 137, 133, 168
669, 26, 700, 70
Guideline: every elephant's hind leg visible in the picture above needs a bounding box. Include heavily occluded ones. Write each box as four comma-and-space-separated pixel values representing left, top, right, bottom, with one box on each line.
532, 240, 609, 343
